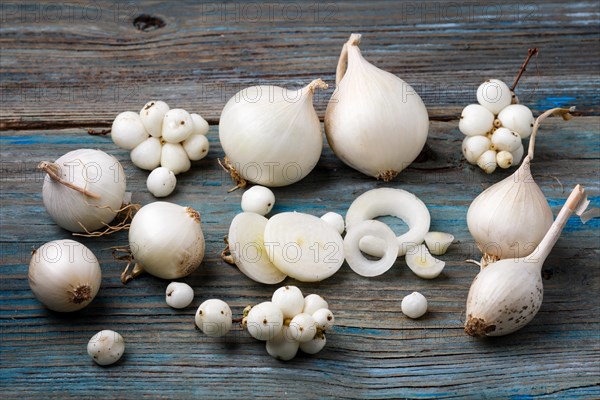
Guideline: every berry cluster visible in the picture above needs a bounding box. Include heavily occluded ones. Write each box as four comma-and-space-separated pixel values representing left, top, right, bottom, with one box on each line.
459, 79, 534, 173
111, 101, 210, 197
195, 286, 334, 361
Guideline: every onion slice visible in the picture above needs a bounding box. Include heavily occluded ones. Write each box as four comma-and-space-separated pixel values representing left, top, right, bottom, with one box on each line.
345, 188, 430, 256
227, 212, 286, 284
344, 220, 399, 277
263, 212, 344, 282
405, 244, 445, 279
424, 231, 454, 256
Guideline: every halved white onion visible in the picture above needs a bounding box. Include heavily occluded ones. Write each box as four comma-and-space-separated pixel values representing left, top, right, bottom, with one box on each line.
344, 220, 399, 277
263, 212, 344, 282
228, 212, 286, 284
345, 188, 430, 256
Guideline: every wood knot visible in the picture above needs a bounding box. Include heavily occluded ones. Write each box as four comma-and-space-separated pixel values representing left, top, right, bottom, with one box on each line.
133, 14, 165, 32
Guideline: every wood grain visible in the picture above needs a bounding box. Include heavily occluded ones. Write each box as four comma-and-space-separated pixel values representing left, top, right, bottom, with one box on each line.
1, 1, 599, 398
1, 0, 599, 129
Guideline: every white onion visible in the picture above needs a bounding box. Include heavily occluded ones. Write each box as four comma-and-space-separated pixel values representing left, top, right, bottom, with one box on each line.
28, 239, 101, 312
161, 143, 191, 175
40, 149, 127, 233
128, 202, 205, 280
344, 220, 399, 277
227, 212, 286, 284
219, 79, 327, 187
263, 212, 344, 282
345, 188, 430, 256
325, 34, 429, 181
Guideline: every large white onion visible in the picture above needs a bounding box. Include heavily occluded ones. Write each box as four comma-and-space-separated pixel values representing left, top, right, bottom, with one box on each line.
219, 79, 327, 187
128, 202, 205, 280
28, 239, 101, 312
40, 149, 127, 233
325, 34, 429, 181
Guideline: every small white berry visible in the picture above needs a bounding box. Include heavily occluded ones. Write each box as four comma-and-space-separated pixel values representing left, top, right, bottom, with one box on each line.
288, 313, 317, 342
496, 150, 514, 169
87, 330, 125, 366
147, 167, 177, 198
401, 292, 428, 319
271, 286, 304, 319
299, 334, 326, 355
111, 111, 149, 150
165, 282, 193, 309
246, 301, 283, 341
459, 104, 495, 136
162, 109, 194, 143
195, 299, 232, 338
477, 149, 498, 174
320, 212, 345, 234
491, 127, 522, 152
265, 326, 299, 361
476, 79, 512, 114
191, 113, 209, 136
511, 143, 525, 165
241, 186, 275, 216
462, 135, 491, 164
303, 294, 329, 315
139, 101, 169, 137
182, 134, 209, 161
161, 143, 191, 175
312, 308, 334, 330
131, 137, 162, 171
497, 104, 535, 138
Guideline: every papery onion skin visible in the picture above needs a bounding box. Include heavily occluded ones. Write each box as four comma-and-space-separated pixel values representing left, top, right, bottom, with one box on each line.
28, 239, 101, 312
128, 202, 205, 279
325, 34, 429, 181
467, 157, 553, 262
219, 80, 326, 187
41, 149, 127, 233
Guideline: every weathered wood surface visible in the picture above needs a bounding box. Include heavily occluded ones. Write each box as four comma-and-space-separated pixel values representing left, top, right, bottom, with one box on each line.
1, 0, 599, 130
1, 1, 599, 399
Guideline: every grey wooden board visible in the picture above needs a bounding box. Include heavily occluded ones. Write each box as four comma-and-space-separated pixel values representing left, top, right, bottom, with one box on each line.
1, 0, 599, 130
1, 0, 599, 398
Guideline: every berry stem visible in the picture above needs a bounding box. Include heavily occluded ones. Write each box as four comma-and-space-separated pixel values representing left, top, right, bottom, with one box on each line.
87, 128, 111, 136
511, 48, 538, 92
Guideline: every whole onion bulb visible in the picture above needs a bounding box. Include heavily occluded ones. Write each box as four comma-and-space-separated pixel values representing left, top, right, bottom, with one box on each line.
325, 34, 429, 181
127, 202, 205, 281
40, 149, 127, 233
219, 79, 328, 187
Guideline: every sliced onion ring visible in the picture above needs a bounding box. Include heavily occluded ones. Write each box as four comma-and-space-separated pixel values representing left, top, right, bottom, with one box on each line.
345, 188, 430, 256
344, 220, 399, 277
